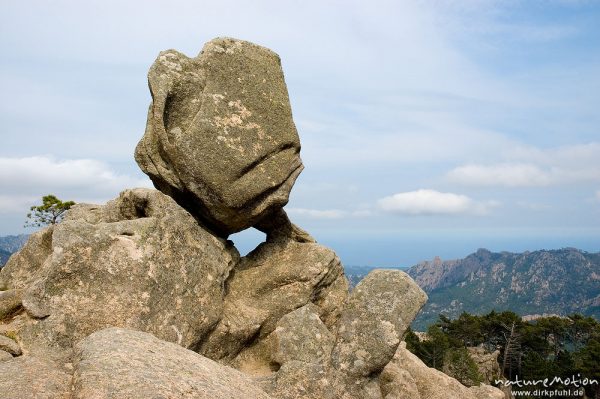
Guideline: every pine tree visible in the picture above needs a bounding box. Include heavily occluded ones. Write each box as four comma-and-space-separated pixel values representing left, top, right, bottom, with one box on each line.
25, 195, 75, 227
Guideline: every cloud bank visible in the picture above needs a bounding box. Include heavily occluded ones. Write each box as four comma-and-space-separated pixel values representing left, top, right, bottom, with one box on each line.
0, 156, 152, 212
447, 143, 600, 187
377, 189, 497, 216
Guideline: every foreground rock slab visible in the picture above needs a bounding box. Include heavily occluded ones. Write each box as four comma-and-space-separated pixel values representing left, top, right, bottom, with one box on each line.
0, 356, 71, 399
135, 37, 303, 236
72, 327, 272, 399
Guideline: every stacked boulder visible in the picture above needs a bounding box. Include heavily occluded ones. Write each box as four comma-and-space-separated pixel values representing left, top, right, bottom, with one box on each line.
0, 37, 502, 399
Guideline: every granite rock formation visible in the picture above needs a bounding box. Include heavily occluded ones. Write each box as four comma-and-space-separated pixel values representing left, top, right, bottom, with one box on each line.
72, 327, 272, 399
0, 37, 503, 399
0, 188, 239, 359
135, 37, 303, 237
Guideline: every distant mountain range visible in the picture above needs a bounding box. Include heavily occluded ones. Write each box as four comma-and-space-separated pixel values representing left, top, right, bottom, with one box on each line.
343, 248, 600, 331
0, 248, 11, 267
406, 248, 600, 330
0, 234, 29, 267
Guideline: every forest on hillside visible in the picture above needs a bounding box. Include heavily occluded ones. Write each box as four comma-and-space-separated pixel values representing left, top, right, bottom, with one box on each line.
406, 311, 600, 398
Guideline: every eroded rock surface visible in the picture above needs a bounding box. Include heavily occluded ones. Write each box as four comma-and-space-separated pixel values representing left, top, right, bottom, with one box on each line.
328, 270, 427, 398
0, 188, 238, 356
72, 327, 272, 399
0, 289, 22, 320
0, 356, 71, 399
332, 270, 427, 376
200, 239, 348, 363
0, 228, 53, 291
135, 37, 303, 236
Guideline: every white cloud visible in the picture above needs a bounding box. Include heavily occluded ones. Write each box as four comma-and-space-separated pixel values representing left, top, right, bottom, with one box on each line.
287, 208, 347, 219
377, 189, 497, 216
447, 143, 600, 187
0, 156, 152, 213
0, 195, 39, 213
286, 207, 372, 220
447, 163, 552, 187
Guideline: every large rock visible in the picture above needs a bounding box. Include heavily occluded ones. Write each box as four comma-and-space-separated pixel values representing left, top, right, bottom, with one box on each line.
135, 37, 303, 236
72, 327, 272, 399
0, 188, 238, 356
0, 356, 71, 399
224, 304, 342, 399
200, 239, 348, 363
0, 228, 53, 291
267, 304, 339, 399
272, 304, 334, 366
380, 342, 504, 399
332, 270, 427, 378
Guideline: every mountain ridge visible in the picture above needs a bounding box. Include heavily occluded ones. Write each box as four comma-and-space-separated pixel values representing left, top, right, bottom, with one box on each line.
406, 247, 600, 330
0, 234, 28, 268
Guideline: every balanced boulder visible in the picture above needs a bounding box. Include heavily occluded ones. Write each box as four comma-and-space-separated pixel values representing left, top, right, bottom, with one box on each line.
135, 37, 303, 236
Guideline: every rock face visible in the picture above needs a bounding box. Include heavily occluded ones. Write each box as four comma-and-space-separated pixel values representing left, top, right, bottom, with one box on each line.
331, 270, 428, 398
0, 327, 273, 399
0, 334, 21, 356
72, 327, 272, 399
0, 188, 239, 356
0, 37, 502, 399
268, 305, 337, 399
0, 356, 71, 399
380, 342, 504, 399
200, 239, 348, 363
135, 37, 303, 236
332, 270, 428, 378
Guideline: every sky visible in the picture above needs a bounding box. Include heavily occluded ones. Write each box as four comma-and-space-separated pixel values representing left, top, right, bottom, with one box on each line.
1, 0, 599, 267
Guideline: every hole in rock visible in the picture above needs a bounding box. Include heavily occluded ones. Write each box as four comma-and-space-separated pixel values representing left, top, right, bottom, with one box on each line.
229, 228, 266, 256
133, 199, 149, 218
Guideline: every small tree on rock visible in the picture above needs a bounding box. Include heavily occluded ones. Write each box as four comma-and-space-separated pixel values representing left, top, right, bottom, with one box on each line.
25, 195, 75, 227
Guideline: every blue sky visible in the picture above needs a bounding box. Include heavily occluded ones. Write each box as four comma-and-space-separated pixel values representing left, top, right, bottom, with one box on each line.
1, 1, 599, 267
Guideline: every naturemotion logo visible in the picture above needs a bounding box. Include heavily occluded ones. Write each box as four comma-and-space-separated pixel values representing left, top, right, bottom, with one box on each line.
495, 374, 598, 397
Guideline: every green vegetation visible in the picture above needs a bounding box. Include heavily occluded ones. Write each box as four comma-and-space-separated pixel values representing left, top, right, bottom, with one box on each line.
407, 311, 600, 398
25, 195, 75, 227
444, 347, 483, 387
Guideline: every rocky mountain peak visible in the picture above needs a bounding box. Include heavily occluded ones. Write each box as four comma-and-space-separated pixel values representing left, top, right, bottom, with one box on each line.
408, 248, 600, 330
